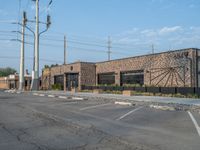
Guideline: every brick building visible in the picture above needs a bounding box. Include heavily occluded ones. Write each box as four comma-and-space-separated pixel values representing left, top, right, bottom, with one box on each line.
0, 74, 32, 90
41, 48, 200, 90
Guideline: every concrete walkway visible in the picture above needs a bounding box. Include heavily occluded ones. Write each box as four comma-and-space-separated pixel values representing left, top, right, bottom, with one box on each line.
34, 90, 200, 106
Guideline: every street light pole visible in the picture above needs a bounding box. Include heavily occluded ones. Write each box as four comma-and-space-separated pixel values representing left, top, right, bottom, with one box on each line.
64, 35, 67, 65
31, 0, 51, 91
19, 11, 27, 91
31, 0, 39, 90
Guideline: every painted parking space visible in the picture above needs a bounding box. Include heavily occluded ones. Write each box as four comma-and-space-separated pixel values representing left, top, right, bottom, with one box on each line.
79, 102, 137, 120
120, 107, 199, 137
191, 111, 200, 126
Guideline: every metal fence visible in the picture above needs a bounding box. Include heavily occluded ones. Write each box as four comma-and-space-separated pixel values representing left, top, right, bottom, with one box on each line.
81, 85, 200, 96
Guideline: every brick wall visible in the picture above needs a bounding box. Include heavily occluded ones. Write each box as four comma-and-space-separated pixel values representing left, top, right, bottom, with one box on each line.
43, 48, 199, 89
80, 63, 96, 86
96, 48, 198, 87
0, 77, 9, 89
49, 62, 96, 90
41, 68, 51, 90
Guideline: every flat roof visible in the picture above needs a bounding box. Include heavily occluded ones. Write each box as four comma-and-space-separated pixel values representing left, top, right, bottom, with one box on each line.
96, 48, 200, 64
49, 48, 200, 68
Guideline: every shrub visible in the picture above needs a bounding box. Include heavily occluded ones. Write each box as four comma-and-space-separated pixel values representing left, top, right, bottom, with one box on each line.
52, 84, 62, 90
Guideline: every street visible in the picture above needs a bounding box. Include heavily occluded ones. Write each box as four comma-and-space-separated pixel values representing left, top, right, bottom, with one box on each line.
0, 91, 200, 150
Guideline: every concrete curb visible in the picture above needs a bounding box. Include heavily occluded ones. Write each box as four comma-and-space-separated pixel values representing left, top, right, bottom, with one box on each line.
149, 104, 175, 111
58, 96, 67, 99
48, 95, 55, 98
115, 101, 133, 106
72, 97, 84, 100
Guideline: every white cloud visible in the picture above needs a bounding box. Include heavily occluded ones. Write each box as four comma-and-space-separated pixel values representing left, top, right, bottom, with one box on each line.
141, 29, 157, 37
112, 26, 200, 51
158, 26, 182, 35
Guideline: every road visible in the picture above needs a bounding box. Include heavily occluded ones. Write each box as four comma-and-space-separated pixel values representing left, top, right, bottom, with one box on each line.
0, 91, 200, 150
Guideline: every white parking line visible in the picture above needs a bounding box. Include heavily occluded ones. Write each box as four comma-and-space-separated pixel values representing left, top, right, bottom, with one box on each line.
58, 96, 67, 99
188, 111, 200, 137
72, 97, 84, 100
115, 101, 132, 106
33, 93, 39, 96
116, 106, 143, 121
53, 101, 78, 106
48, 95, 55, 98
80, 103, 111, 111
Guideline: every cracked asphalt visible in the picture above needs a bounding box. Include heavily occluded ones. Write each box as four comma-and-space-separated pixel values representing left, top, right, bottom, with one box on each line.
0, 91, 200, 150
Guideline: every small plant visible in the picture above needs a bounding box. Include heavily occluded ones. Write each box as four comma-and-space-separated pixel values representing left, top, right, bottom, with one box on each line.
80, 90, 92, 93
173, 93, 186, 98
187, 93, 199, 99
103, 90, 122, 95
52, 84, 62, 90
123, 84, 142, 87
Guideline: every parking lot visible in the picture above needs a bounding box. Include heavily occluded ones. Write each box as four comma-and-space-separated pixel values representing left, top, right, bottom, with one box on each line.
0, 91, 200, 150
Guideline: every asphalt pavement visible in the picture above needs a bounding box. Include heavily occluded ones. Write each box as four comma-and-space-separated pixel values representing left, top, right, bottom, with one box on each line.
0, 91, 200, 150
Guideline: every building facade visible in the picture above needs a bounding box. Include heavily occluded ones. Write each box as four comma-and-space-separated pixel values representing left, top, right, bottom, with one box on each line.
42, 48, 200, 90
0, 74, 32, 90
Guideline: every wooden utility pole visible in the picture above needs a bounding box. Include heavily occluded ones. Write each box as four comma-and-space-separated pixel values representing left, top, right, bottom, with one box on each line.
107, 36, 111, 61
64, 35, 67, 64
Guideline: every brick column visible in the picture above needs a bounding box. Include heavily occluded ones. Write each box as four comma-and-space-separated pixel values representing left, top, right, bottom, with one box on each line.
115, 71, 121, 86
63, 74, 66, 92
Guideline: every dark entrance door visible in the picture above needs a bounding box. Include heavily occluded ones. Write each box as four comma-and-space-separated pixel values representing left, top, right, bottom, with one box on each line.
66, 73, 79, 90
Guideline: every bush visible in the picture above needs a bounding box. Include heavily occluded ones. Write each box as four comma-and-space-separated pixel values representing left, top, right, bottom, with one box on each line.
103, 90, 122, 95
52, 84, 62, 90
187, 93, 199, 99
173, 93, 186, 98
123, 84, 142, 87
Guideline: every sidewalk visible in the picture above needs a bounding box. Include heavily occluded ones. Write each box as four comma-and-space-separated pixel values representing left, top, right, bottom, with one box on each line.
33, 90, 200, 106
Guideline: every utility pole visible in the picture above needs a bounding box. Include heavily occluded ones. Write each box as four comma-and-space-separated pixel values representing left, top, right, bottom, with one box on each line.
31, 0, 39, 90
31, 0, 51, 91
107, 36, 111, 61
64, 35, 67, 65
19, 11, 27, 91
152, 44, 154, 54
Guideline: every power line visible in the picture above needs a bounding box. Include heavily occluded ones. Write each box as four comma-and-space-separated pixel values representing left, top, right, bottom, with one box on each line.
0, 56, 63, 63
17, 0, 22, 39
0, 20, 17, 23
107, 36, 112, 60
0, 39, 12, 41
9, 38, 135, 56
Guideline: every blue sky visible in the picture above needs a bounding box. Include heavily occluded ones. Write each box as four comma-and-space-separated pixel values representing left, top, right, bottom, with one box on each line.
0, 0, 200, 73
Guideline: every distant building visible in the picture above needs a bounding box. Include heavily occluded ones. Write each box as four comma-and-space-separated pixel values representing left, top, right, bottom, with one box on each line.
41, 48, 200, 90
0, 73, 32, 90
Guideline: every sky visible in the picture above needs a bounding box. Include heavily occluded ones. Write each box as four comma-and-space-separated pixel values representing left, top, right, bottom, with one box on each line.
0, 0, 200, 74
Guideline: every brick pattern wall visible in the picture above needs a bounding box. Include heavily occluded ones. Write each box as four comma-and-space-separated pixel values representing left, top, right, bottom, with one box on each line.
96, 49, 198, 87
80, 63, 96, 86
43, 49, 199, 89
49, 62, 96, 89
0, 77, 9, 89
41, 68, 51, 90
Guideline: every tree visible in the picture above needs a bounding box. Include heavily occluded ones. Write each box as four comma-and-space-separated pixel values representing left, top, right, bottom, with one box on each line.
50, 64, 58, 67
0, 67, 17, 77
44, 65, 50, 69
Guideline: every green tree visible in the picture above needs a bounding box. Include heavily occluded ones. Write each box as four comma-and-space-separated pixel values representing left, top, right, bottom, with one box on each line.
0, 67, 17, 77
44, 65, 50, 68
